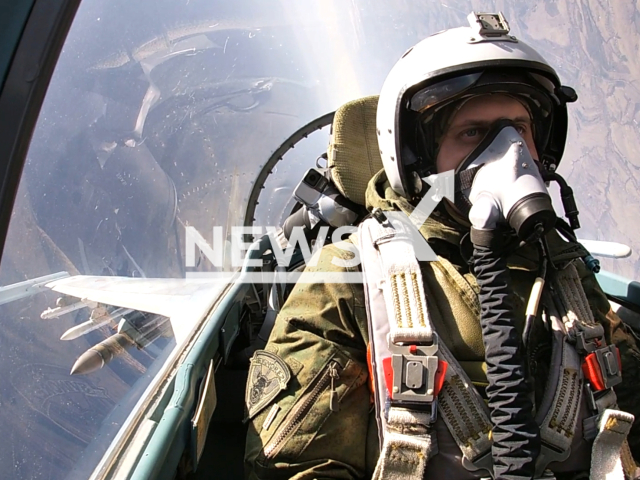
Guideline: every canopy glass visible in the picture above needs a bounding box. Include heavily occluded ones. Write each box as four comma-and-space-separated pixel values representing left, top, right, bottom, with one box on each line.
0, 0, 637, 478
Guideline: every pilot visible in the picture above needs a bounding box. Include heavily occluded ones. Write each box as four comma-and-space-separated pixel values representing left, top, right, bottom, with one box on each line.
245, 13, 640, 480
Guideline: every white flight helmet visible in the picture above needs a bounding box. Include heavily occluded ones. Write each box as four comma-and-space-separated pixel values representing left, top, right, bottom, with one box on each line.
377, 12, 577, 198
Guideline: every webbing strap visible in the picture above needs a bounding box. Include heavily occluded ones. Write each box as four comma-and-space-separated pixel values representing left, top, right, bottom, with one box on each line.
456, 165, 482, 192
454, 166, 481, 215
369, 220, 433, 344
530, 264, 613, 475
535, 300, 582, 472
553, 263, 596, 329
372, 408, 437, 480
595, 389, 619, 413
361, 218, 439, 478
551, 263, 636, 478
620, 439, 640, 479
590, 409, 634, 480
437, 344, 493, 464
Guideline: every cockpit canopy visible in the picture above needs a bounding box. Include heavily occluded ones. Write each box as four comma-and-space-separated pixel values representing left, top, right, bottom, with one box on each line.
0, 1, 638, 479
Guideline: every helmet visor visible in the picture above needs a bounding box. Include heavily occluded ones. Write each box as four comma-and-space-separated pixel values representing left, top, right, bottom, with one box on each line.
409, 72, 482, 113
409, 69, 556, 118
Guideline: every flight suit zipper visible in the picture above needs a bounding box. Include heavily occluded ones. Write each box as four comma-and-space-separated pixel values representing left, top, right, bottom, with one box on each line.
263, 360, 342, 459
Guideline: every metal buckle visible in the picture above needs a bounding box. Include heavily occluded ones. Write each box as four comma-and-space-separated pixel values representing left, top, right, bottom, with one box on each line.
582, 381, 619, 442
572, 323, 606, 353
371, 207, 388, 225
388, 336, 440, 408
582, 345, 622, 391
570, 323, 622, 390
584, 381, 598, 412
592, 345, 622, 389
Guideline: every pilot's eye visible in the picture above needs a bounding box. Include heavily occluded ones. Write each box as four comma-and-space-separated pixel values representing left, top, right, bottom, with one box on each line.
461, 127, 484, 139
516, 123, 533, 137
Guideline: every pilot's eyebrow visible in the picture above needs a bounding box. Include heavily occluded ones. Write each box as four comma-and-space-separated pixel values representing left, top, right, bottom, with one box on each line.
452, 115, 532, 128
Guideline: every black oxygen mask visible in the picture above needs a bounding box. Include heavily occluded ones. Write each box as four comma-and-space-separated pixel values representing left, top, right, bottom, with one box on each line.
455, 120, 556, 243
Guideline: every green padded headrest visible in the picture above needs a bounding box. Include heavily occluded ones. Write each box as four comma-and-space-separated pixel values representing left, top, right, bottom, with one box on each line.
328, 95, 383, 206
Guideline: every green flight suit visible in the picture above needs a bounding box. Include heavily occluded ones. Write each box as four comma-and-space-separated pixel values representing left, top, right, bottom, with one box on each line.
245, 170, 640, 479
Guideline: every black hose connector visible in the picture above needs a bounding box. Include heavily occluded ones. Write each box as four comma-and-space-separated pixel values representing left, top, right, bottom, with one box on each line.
560, 185, 580, 230
543, 171, 580, 230
473, 244, 540, 480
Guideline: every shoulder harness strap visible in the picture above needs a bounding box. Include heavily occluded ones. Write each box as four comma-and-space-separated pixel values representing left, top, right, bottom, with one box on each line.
549, 263, 635, 479
358, 216, 492, 479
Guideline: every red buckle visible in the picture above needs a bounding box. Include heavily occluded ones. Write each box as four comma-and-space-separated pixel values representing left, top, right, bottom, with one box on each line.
382, 355, 447, 396
434, 360, 448, 395
582, 346, 622, 391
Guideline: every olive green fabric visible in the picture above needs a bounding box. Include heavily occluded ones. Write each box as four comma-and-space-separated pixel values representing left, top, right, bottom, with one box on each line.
245, 241, 371, 479
245, 170, 640, 479
328, 96, 383, 206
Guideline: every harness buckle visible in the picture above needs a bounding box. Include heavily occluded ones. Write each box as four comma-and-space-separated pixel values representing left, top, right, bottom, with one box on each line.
582, 345, 622, 390
382, 336, 447, 415
371, 207, 388, 225
582, 382, 620, 442
572, 323, 605, 353
570, 323, 622, 391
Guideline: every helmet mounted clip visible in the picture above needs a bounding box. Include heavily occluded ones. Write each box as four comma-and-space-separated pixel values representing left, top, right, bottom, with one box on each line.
467, 12, 516, 43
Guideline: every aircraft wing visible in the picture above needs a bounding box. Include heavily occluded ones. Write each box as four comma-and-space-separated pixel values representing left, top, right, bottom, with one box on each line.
577, 239, 632, 259
45, 275, 228, 344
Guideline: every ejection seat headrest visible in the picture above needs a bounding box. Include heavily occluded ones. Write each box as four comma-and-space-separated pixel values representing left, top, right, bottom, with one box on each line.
328, 95, 383, 206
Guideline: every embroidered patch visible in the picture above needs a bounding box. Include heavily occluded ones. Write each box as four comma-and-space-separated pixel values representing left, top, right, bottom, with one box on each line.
246, 350, 291, 419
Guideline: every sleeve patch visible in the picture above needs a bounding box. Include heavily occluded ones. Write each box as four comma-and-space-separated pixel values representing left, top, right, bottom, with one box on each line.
246, 350, 291, 420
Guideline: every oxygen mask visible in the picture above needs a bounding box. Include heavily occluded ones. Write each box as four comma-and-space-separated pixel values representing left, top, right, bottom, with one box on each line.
454, 120, 555, 476
455, 120, 556, 245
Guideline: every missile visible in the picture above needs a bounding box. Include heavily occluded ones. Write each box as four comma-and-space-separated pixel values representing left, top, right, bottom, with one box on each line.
60, 319, 107, 341
60, 307, 133, 340
41, 297, 97, 320
70, 333, 134, 375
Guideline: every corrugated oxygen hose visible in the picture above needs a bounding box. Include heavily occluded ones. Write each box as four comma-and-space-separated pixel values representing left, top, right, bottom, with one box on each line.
473, 244, 540, 480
